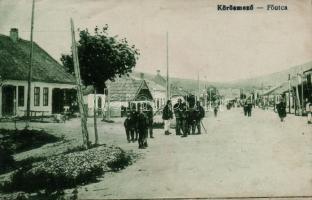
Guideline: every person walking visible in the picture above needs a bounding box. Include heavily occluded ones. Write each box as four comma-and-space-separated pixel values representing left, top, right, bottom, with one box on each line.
173, 99, 183, 135
305, 99, 312, 124
146, 103, 154, 138
162, 100, 173, 135
195, 101, 205, 134
276, 97, 287, 122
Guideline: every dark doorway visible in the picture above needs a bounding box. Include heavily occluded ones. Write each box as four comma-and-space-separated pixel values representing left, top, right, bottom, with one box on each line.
52, 88, 64, 114
2, 85, 16, 116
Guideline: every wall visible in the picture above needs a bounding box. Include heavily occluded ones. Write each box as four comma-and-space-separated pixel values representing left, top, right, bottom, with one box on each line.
0, 80, 75, 117
83, 94, 106, 116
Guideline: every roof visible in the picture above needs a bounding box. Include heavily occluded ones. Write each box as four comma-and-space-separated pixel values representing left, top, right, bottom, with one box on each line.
106, 77, 153, 101
261, 81, 291, 96
0, 34, 75, 84
152, 74, 167, 87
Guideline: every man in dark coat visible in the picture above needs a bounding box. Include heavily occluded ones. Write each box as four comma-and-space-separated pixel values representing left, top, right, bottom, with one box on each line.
173, 99, 183, 135
276, 98, 287, 122
195, 101, 205, 134
181, 102, 189, 137
124, 113, 132, 142
162, 100, 173, 135
129, 106, 138, 141
246, 98, 253, 117
137, 106, 148, 149
145, 103, 154, 138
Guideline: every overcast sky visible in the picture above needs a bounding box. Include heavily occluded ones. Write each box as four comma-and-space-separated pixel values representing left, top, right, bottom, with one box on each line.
0, 0, 311, 82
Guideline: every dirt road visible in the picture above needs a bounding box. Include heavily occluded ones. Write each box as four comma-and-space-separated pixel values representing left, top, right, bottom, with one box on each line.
76, 108, 312, 199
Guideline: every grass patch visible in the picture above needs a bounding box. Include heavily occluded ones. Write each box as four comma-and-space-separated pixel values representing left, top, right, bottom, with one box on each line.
0, 129, 61, 154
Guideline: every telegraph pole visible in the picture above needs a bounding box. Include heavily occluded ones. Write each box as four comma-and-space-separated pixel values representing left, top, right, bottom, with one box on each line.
166, 32, 170, 101
288, 74, 291, 113
71, 18, 89, 148
26, 0, 35, 128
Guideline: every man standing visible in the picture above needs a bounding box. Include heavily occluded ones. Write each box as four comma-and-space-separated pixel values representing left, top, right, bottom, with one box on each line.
173, 99, 183, 135
137, 106, 148, 149
181, 102, 190, 137
129, 106, 138, 141
195, 101, 205, 134
162, 100, 173, 135
146, 103, 154, 138
246, 97, 253, 117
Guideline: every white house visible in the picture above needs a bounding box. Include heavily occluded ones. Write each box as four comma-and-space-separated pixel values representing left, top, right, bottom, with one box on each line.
0, 28, 76, 117
82, 85, 106, 116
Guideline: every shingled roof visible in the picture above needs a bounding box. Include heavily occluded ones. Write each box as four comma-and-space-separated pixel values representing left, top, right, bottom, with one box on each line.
106, 77, 153, 101
0, 33, 75, 84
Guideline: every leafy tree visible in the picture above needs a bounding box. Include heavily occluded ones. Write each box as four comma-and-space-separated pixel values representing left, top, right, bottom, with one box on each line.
61, 25, 139, 145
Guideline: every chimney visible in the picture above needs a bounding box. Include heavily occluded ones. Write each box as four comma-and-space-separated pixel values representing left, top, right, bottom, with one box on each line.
10, 28, 19, 43
140, 72, 144, 80
157, 70, 160, 75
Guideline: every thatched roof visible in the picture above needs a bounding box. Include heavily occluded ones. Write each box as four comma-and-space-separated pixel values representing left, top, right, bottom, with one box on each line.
106, 77, 153, 101
0, 34, 75, 84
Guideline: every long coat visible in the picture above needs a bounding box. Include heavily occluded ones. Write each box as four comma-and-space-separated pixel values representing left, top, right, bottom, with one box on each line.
276, 102, 287, 118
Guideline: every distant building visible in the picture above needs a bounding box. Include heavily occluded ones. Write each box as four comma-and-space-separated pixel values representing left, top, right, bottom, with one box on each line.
0, 28, 76, 117
152, 70, 167, 87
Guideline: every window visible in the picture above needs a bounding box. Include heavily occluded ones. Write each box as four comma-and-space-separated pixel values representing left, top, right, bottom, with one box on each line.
43, 87, 49, 106
34, 87, 40, 106
18, 86, 25, 106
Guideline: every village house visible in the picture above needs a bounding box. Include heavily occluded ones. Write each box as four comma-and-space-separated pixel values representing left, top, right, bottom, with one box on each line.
134, 72, 166, 111
105, 76, 153, 117
0, 28, 76, 118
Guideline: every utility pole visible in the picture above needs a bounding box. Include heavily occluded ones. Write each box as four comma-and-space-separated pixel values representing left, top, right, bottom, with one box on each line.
71, 18, 89, 148
26, 0, 35, 128
197, 72, 200, 101
288, 74, 291, 113
166, 32, 170, 101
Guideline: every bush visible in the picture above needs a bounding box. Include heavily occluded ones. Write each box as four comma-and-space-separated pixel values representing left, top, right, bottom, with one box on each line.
107, 149, 132, 171
0, 146, 134, 193
0, 129, 60, 154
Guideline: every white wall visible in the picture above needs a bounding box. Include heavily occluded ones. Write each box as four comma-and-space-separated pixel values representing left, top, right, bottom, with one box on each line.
83, 94, 106, 116
0, 80, 75, 117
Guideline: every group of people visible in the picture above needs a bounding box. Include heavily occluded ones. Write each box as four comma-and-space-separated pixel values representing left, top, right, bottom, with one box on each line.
162, 99, 206, 137
124, 103, 153, 149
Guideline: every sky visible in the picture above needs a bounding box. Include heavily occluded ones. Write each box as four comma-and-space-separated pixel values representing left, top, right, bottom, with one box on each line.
0, 0, 311, 82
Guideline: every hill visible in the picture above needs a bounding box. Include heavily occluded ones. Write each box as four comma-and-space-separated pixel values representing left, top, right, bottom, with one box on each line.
133, 61, 312, 91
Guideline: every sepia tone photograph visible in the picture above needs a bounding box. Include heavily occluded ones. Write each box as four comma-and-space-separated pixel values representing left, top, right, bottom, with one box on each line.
0, 0, 311, 199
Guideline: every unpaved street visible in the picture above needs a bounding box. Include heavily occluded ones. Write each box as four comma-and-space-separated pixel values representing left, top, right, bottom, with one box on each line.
76, 108, 312, 199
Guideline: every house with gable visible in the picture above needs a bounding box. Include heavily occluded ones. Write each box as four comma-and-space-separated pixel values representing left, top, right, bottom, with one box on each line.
0, 28, 76, 117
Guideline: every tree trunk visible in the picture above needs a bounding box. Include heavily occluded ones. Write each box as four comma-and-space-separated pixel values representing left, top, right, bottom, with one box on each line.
94, 88, 99, 145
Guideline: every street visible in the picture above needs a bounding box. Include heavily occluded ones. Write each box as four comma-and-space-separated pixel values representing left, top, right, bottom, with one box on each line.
75, 107, 312, 199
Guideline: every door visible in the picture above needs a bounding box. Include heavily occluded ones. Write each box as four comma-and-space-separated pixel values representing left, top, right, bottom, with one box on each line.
52, 88, 64, 114
2, 85, 16, 116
